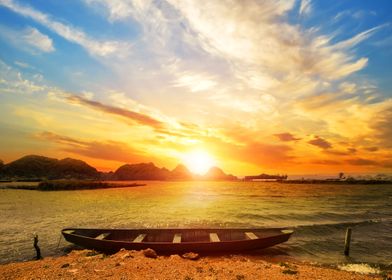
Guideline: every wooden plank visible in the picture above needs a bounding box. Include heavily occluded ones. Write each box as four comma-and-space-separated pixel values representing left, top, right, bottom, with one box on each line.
63, 230, 75, 234
95, 233, 111, 240
173, 233, 182, 243
245, 232, 258, 240
133, 234, 146, 243
209, 233, 220, 242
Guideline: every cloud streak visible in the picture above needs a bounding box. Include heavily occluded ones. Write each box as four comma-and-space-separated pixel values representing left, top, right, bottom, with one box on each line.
36, 131, 149, 163
0, 0, 130, 57
0, 25, 54, 54
65, 94, 165, 130
308, 136, 332, 149
274, 133, 301, 142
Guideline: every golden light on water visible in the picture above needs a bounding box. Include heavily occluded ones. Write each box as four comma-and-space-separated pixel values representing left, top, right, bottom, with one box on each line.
182, 150, 216, 175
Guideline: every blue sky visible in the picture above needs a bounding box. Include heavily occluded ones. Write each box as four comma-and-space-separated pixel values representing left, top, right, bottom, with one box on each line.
0, 0, 392, 175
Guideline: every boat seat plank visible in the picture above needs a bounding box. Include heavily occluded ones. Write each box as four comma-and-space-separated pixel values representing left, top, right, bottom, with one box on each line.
63, 230, 75, 234
173, 233, 181, 243
95, 233, 111, 240
209, 233, 220, 242
133, 234, 146, 243
245, 232, 258, 240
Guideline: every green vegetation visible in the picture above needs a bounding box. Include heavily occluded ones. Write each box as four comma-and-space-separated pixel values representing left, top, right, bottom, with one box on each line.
37, 180, 144, 191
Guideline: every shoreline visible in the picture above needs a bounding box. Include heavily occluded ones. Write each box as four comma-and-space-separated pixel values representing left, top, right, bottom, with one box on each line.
0, 249, 388, 280
0, 180, 146, 191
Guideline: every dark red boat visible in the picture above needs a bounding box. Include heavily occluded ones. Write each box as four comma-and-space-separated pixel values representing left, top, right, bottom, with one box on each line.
62, 228, 293, 254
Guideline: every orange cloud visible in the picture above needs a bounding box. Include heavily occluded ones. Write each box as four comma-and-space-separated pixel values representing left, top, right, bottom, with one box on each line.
36, 131, 149, 163
66, 95, 165, 130
346, 158, 378, 166
274, 132, 301, 142
308, 136, 332, 149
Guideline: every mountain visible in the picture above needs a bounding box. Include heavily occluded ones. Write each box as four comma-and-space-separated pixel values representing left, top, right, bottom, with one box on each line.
114, 162, 171, 180
1, 155, 58, 179
170, 164, 194, 180
0, 155, 99, 180
114, 163, 238, 181
52, 158, 99, 179
0, 154, 238, 181
203, 167, 237, 181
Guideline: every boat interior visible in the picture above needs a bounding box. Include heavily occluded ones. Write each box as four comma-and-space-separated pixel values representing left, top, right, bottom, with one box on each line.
63, 228, 291, 243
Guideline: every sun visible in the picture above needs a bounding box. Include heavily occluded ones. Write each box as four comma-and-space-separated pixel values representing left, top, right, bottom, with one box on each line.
182, 150, 216, 175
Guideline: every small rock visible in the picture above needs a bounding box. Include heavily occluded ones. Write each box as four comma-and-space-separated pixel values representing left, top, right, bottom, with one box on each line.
143, 248, 158, 258
182, 252, 200, 260
86, 250, 100, 257
168, 254, 181, 261
68, 269, 78, 274
61, 263, 70, 268
120, 253, 132, 259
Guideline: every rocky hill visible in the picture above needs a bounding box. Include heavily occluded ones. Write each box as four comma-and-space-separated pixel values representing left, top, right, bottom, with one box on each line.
0, 155, 238, 181
52, 158, 99, 179
170, 164, 194, 180
203, 166, 237, 181
114, 163, 237, 181
114, 162, 171, 180
0, 155, 99, 180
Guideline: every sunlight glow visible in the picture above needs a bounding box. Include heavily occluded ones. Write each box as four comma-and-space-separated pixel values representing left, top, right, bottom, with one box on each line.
182, 150, 216, 175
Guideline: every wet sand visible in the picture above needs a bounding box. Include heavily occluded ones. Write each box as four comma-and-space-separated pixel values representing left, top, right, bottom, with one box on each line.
0, 249, 387, 280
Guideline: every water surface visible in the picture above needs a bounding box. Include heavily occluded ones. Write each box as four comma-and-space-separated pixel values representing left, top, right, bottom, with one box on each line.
0, 181, 391, 269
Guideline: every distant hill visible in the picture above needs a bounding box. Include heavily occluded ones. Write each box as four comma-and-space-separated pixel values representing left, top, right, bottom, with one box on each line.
203, 166, 237, 181
0, 155, 99, 180
170, 164, 194, 180
0, 155, 238, 181
114, 163, 237, 181
114, 162, 171, 180
52, 158, 99, 179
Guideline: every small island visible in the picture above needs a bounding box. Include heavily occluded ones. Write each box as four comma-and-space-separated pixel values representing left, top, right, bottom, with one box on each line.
1, 155, 391, 191
0, 155, 238, 191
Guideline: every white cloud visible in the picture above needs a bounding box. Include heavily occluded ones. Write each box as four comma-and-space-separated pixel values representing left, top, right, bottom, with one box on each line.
0, 25, 54, 54
0, 59, 46, 95
22, 27, 54, 52
173, 72, 217, 92
14, 61, 31, 68
0, 0, 131, 57
84, 0, 134, 21
333, 24, 387, 50
299, 0, 312, 16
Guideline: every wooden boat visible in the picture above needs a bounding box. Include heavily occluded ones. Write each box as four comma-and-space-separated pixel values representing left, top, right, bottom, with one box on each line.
62, 228, 293, 254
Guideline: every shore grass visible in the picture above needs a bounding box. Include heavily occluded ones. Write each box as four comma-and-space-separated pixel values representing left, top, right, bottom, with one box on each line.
37, 180, 145, 191
0, 180, 145, 191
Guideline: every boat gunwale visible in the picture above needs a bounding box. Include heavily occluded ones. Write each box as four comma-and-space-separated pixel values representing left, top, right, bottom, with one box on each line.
62, 227, 294, 245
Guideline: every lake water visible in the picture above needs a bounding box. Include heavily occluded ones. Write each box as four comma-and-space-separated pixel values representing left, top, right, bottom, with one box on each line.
0, 181, 391, 270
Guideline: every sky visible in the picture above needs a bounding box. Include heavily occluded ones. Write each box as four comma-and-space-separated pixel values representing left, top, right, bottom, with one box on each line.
0, 0, 392, 176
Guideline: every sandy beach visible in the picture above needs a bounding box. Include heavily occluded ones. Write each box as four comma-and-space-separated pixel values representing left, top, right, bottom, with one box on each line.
0, 249, 388, 280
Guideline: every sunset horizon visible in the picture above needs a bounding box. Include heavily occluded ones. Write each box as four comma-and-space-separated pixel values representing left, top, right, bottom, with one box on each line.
1, 1, 392, 177
1, 1, 392, 277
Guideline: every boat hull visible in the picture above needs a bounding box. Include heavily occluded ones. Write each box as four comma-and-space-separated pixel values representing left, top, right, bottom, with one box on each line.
62, 228, 293, 254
